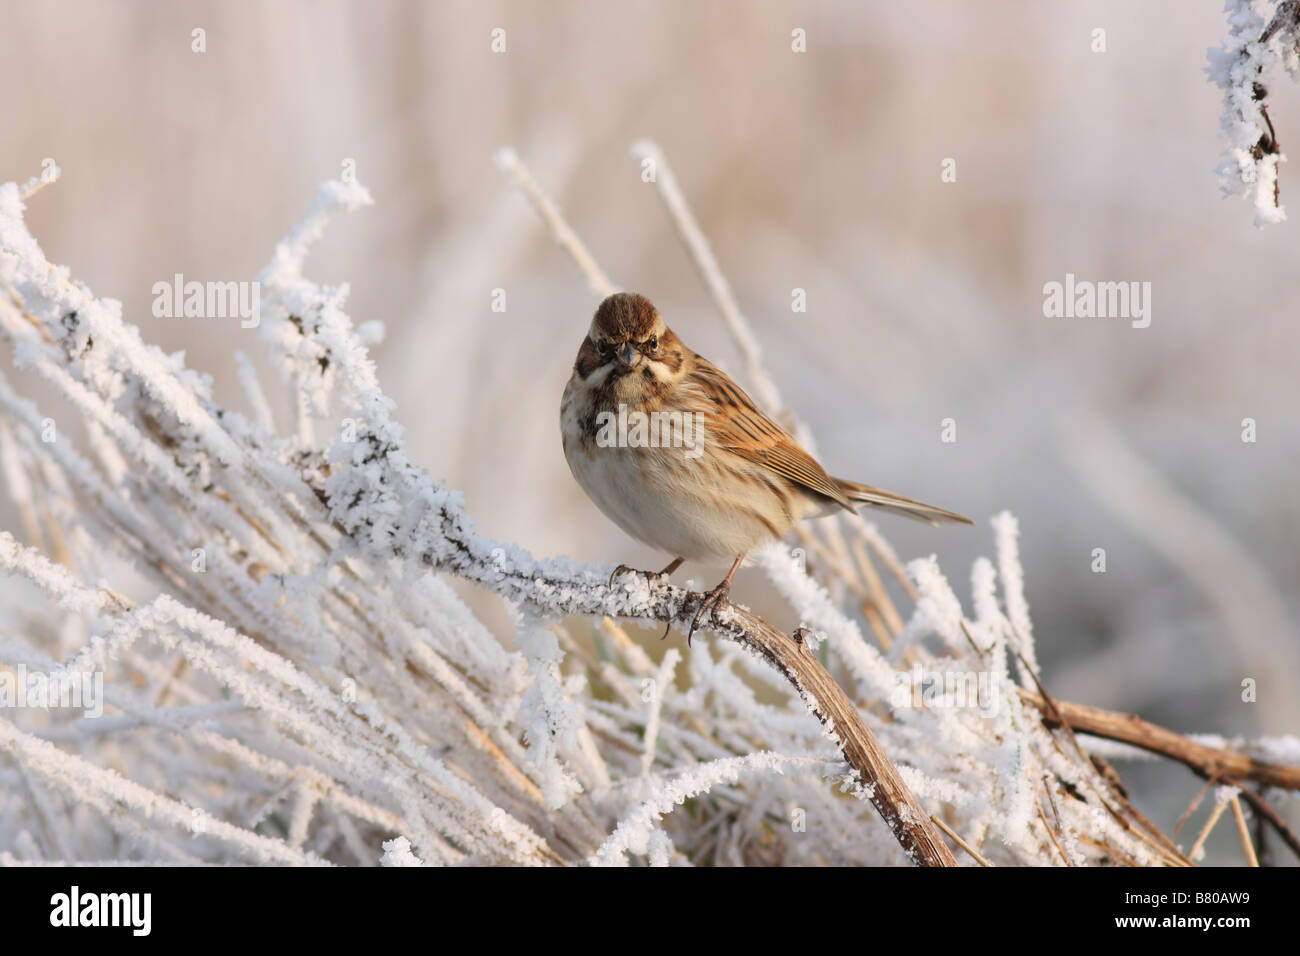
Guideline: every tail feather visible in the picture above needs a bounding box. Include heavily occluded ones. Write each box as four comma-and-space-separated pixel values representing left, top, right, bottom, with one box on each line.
833, 478, 973, 526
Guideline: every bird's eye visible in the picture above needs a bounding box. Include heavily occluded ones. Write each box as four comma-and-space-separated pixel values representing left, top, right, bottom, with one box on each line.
598, 341, 613, 358
647, 335, 658, 351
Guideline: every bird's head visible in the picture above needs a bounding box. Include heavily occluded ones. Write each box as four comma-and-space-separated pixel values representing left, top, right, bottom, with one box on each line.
576, 293, 685, 397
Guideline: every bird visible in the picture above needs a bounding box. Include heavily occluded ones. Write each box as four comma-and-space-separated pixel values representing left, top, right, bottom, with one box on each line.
560, 292, 971, 642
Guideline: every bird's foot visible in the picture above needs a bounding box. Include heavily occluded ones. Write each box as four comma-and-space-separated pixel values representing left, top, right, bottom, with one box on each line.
608, 563, 674, 590
685, 580, 732, 646
607, 564, 640, 589
608, 558, 685, 640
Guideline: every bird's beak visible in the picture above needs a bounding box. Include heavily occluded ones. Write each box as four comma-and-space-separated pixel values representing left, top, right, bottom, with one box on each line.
617, 342, 639, 367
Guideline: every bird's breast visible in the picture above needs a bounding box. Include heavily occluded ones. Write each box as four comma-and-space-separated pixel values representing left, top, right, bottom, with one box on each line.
560, 377, 797, 559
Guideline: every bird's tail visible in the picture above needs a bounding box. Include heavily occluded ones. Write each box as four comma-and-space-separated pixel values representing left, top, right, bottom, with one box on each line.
833, 478, 973, 526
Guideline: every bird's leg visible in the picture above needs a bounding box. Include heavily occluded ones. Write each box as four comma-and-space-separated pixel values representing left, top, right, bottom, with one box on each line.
658, 557, 685, 578
686, 554, 744, 645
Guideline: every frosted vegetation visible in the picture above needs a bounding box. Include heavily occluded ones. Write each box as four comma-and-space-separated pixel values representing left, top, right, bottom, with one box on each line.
0, 153, 1293, 866
1208, 0, 1300, 224
1, 5, 1298, 864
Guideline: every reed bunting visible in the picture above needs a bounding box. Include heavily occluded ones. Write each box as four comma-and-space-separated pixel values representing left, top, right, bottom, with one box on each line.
561, 292, 971, 641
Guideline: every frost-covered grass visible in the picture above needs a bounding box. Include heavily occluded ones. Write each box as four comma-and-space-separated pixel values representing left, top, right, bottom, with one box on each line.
0, 165, 1292, 867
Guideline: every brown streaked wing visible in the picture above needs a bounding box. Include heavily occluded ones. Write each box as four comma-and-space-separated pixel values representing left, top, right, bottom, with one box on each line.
683, 354, 852, 509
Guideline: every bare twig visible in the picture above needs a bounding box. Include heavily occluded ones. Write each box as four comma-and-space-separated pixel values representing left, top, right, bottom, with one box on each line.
1037, 802, 1071, 866
931, 813, 992, 867
1019, 688, 1300, 790
1188, 791, 1233, 861
1229, 795, 1259, 867
1235, 784, 1300, 861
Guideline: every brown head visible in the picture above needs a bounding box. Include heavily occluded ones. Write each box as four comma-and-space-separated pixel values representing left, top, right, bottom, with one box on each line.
575, 293, 686, 397
590, 292, 661, 344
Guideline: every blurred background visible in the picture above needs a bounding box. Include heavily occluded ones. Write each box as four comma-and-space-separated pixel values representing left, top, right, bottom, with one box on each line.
2, 0, 1297, 862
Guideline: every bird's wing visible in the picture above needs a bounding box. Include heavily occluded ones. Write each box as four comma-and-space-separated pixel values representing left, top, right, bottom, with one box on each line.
683, 354, 853, 509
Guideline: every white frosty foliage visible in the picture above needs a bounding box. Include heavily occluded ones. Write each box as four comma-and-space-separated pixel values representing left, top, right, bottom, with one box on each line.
591, 752, 808, 866
1207, 0, 1300, 225
514, 621, 584, 808
2, 170, 1271, 867
379, 836, 425, 867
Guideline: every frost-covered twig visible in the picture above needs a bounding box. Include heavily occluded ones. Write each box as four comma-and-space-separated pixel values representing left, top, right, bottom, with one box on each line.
1208, 0, 1300, 224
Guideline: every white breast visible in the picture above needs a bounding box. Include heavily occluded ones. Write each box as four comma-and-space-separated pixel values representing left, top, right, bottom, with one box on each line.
560, 377, 790, 560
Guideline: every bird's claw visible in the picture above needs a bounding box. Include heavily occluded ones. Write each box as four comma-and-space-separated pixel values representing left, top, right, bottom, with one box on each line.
608, 564, 670, 591
608, 560, 694, 641
607, 564, 675, 638
608, 564, 637, 589
685, 582, 731, 646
